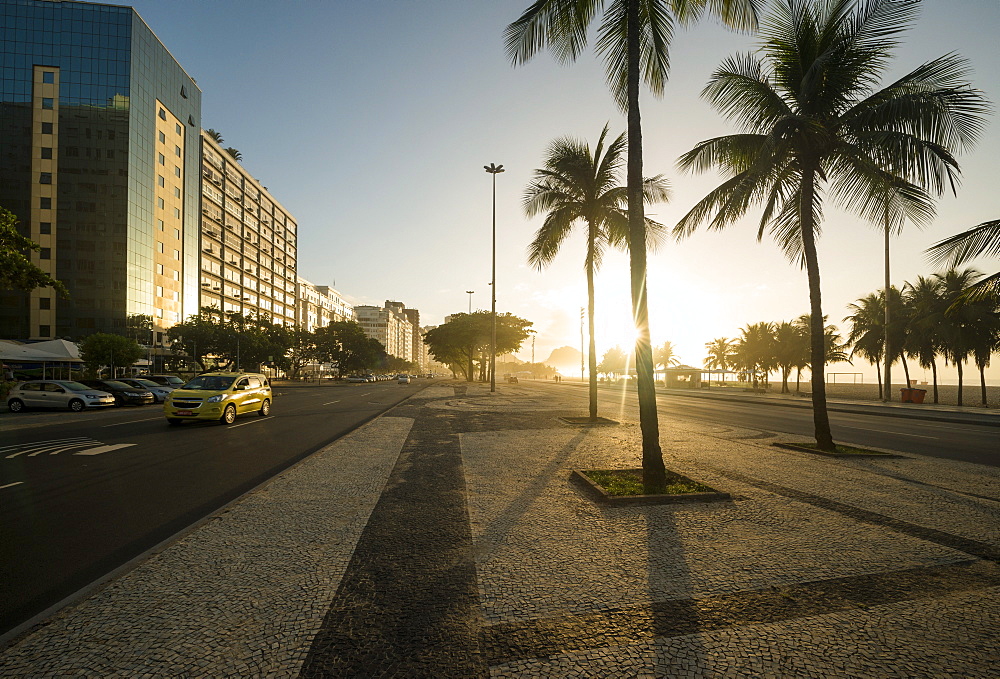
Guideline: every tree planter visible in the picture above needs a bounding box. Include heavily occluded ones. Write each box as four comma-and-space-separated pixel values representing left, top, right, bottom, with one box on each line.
772, 442, 902, 458
571, 468, 731, 506
559, 416, 619, 426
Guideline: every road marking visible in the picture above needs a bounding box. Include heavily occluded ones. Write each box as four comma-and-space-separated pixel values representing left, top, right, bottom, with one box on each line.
75, 443, 137, 456
102, 417, 163, 427
1, 482, 24, 490
39, 441, 105, 456
230, 418, 268, 429
322, 400, 341, 405
0, 436, 89, 453
7, 439, 102, 458
838, 425, 939, 440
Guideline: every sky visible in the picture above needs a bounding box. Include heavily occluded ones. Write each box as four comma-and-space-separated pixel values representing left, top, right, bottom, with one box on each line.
127, 0, 1000, 384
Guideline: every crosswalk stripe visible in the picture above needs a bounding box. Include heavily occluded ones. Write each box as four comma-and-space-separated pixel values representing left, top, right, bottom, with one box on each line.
9, 440, 102, 458
0, 437, 89, 453
74, 443, 136, 456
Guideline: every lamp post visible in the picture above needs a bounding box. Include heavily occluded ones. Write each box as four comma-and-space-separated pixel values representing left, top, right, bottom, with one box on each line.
484, 162, 504, 393
466, 290, 474, 314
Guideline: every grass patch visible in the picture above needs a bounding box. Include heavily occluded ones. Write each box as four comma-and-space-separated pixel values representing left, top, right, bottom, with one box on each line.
583, 469, 715, 496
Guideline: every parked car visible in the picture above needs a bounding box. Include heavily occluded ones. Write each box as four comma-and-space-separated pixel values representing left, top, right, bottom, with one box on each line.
79, 379, 155, 406
346, 376, 368, 383
6, 380, 116, 412
118, 378, 174, 403
146, 374, 186, 388
163, 372, 271, 425
397, 374, 410, 384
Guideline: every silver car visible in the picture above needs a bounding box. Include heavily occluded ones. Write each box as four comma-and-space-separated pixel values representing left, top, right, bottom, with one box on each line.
119, 378, 174, 403
6, 380, 116, 413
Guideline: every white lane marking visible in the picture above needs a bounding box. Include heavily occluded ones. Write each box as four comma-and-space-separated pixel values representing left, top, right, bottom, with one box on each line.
36, 441, 104, 456
8, 439, 101, 458
75, 443, 137, 456
230, 418, 268, 429
102, 417, 163, 427
838, 425, 939, 440
0, 436, 89, 453
322, 400, 341, 406
1, 482, 24, 490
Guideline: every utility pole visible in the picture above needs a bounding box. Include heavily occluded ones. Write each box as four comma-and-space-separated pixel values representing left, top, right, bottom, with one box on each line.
484, 162, 504, 393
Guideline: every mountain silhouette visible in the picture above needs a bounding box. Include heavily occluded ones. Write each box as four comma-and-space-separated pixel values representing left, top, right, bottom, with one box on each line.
545, 346, 582, 372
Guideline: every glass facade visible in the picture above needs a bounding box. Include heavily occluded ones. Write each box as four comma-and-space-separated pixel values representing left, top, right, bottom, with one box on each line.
0, 0, 201, 340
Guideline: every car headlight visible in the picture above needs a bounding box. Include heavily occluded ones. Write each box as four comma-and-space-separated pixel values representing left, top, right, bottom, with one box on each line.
85, 394, 100, 399
206, 394, 228, 403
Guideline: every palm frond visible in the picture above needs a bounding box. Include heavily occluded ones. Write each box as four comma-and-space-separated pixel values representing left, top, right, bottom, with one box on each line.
926, 219, 1000, 266
504, 0, 601, 66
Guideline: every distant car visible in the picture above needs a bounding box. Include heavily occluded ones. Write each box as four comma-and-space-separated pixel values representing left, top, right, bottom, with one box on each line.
118, 378, 174, 403
146, 374, 186, 388
346, 376, 368, 383
79, 379, 156, 406
6, 380, 116, 412
163, 371, 271, 425
397, 375, 410, 384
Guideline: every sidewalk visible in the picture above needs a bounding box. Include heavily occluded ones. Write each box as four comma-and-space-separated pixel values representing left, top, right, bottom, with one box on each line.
1, 381, 997, 677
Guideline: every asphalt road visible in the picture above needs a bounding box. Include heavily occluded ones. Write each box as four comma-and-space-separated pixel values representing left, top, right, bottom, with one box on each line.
0, 379, 431, 638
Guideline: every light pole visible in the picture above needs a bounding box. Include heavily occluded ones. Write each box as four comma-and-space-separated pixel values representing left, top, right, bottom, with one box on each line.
466, 290, 474, 314
484, 162, 504, 392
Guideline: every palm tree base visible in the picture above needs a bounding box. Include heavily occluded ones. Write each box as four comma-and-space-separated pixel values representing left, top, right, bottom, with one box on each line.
559, 416, 619, 426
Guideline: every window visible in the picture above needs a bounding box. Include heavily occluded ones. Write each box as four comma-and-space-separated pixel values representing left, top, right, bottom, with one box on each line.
159, 108, 166, 120
41, 122, 53, 134
175, 145, 181, 157
173, 249, 181, 260
158, 131, 165, 143
39, 222, 51, 234
39, 297, 51, 309
180, 85, 188, 99
174, 187, 181, 198
40, 197, 51, 209
40, 248, 50, 259
39, 325, 51, 336
158, 175, 165, 187
41, 147, 52, 159
174, 208, 181, 219
156, 264, 164, 275
156, 286, 163, 297
157, 242, 164, 254
42, 71, 54, 84
158, 219, 164, 231
41, 97, 53, 109
157, 198, 165, 209
173, 269, 180, 281
175, 123, 182, 135
174, 229, 181, 240
39, 172, 52, 184
174, 166, 181, 177
158, 153, 165, 165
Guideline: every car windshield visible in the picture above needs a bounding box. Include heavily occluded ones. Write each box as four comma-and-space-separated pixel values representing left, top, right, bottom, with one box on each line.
102, 381, 133, 390
162, 376, 185, 385
62, 381, 94, 392
133, 379, 162, 388
183, 375, 235, 391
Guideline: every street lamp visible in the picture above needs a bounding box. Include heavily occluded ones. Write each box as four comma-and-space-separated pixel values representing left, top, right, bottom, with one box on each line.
484, 162, 504, 393
466, 290, 474, 314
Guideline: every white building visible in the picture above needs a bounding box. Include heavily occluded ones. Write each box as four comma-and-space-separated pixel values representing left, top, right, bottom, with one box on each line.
295, 277, 353, 331
355, 302, 413, 361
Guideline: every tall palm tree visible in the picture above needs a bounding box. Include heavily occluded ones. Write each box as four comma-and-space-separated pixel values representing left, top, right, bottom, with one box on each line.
654, 340, 680, 371
205, 129, 224, 144
773, 320, 804, 394
524, 125, 669, 420
933, 268, 985, 406
904, 275, 944, 403
737, 322, 775, 390
844, 292, 885, 399
845, 287, 910, 399
673, 0, 987, 450
506, 0, 760, 489
704, 337, 733, 385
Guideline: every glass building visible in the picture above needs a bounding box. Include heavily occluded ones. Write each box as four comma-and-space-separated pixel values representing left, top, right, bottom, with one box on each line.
0, 0, 201, 343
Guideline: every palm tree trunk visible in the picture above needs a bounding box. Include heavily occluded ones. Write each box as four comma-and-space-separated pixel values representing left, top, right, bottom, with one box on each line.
979, 362, 987, 407
931, 360, 938, 403
901, 355, 911, 389
586, 248, 598, 420
800, 167, 835, 451
874, 361, 882, 400
883, 226, 892, 402
957, 359, 964, 406
781, 366, 789, 394
626, 0, 665, 490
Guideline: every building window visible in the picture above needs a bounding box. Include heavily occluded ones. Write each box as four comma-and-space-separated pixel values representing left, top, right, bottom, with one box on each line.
174, 166, 181, 177
157, 198, 165, 209
40, 197, 51, 209
41, 97, 53, 109
156, 263, 164, 275
174, 229, 181, 240
39, 297, 51, 309
158, 175, 165, 187
42, 71, 54, 84
41, 122, 53, 134
158, 219, 164, 231
175, 145, 181, 157
173, 269, 180, 281
41, 147, 52, 159
39, 172, 52, 184
180, 85, 188, 99
173, 208, 181, 219
159, 131, 165, 143
175, 123, 182, 135
40, 222, 51, 234
159, 153, 165, 165
40, 247, 50, 259
174, 187, 181, 198
39, 325, 50, 336
173, 249, 181, 260
157, 242, 164, 253
159, 108, 166, 120
156, 286, 163, 297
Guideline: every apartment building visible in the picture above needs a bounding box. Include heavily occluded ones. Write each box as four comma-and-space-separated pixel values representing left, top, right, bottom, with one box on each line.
197, 132, 297, 326
0, 0, 201, 342
354, 303, 413, 361
295, 277, 353, 331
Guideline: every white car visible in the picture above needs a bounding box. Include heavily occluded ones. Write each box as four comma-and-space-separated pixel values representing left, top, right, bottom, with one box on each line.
397, 375, 410, 384
6, 380, 116, 412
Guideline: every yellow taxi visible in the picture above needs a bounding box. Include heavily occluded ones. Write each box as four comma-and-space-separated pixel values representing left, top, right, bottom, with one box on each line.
164, 372, 272, 425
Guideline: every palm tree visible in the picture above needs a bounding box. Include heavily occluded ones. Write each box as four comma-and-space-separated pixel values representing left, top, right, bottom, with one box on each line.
844, 292, 886, 399
654, 340, 680, 373
904, 275, 944, 403
773, 320, 805, 394
205, 128, 224, 144
933, 268, 985, 406
736, 322, 774, 390
926, 219, 1000, 301
673, 0, 987, 450
524, 125, 669, 420
225, 147, 242, 162
506, 0, 759, 490
845, 287, 910, 399
703, 337, 733, 386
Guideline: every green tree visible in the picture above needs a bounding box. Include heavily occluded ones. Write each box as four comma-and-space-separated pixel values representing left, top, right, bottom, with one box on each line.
79, 333, 144, 378
903, 275, 944, 403
0, 205, 68, 297
933, 268, 992, 406
703, 337, 733, 385
423, 312, 533, 382
205, 129, 224, 144
845, 287, 909, 399
506, 0, 760, 490
314, 320, 384, 375
772, 321, 806, 394
674, 0, 987, 450
524, 124, 668, 420
597, 345, 628, 378
654, 340, 679, 373
734, 322, 774, 390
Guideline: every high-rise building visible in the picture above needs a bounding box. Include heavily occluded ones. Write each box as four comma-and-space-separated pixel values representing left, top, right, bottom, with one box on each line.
197, 132, 297, 325
1, 0, 202, 342
295, 276, 353, 331
354, 303, 413, 361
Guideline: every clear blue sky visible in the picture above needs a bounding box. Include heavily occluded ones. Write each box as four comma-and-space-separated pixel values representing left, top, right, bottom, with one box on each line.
129, 0, 999, 383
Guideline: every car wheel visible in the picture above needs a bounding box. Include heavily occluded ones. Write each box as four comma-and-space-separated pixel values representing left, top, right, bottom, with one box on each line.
68, 399, 85, 412
219, 404, 237, 425
8, 399, 25, 413
259, 399, 271, 417
167, 418, 183, 426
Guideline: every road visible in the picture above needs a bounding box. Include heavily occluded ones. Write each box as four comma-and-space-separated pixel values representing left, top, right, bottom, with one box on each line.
0, 379, 429, 638
542, 382, 999, 467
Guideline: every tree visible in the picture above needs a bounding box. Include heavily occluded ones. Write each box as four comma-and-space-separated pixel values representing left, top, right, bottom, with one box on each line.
423, 312, 533, 382
772, 321, 805, 394
225, 147, 242, 162
0, 205, 68, 297
904, 275, 944, 403
654, 341, 679, 372
926, 219, 1000, 301
933, 268, 991, 406
506, 0, 760, 490
79, 333, 143, 378
205, 129, 224, 144
314, 320, 384, 376
734, 322, 774, 390
703, 337, 733, 385
845, 287, 909, 399
674, 0, 987, 450
597, 345, 628, 379
524, 124, 668, 420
